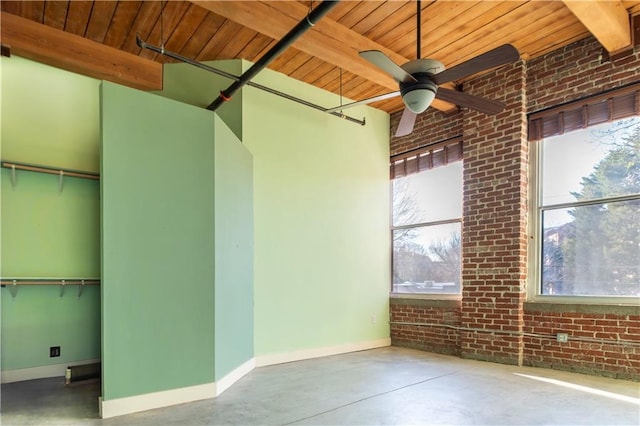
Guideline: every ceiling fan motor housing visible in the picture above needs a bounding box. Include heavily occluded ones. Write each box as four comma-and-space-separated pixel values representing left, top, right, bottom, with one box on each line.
399, 58, 444, 113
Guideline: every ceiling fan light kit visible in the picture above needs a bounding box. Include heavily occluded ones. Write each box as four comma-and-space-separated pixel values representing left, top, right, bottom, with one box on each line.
401, 86, 436, 114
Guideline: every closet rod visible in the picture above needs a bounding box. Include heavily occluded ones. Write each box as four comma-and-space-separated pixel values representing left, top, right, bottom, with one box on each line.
0, 279, 100, 285
1, 278, 100, 298
1, 161, 100, 180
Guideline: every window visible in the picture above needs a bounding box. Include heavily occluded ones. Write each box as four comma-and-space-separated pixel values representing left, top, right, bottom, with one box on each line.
534, 117, 640, 298
391, 141, 463, 295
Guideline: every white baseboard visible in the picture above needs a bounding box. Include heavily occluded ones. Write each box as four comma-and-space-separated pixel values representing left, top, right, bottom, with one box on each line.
1, 358, 101, 384
99, 357, 256, 419
255, 337, 391, 367
215, 357, 255, 396
99, 339, 390, 418
17, 340, 389, 418
100, 382, 217, 419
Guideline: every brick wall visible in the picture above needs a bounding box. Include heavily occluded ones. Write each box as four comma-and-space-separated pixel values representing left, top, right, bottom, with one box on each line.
390, 300, 461, 356
389, 36, 640, 379
527, 37, 640, 113
390, 109, 462, 156
523, 304, 640, 380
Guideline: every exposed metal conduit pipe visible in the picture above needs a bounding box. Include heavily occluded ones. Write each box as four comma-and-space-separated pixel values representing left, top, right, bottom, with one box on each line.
390, 321, 640, 347
207, 0, 340, 111
136, 36, 365, 126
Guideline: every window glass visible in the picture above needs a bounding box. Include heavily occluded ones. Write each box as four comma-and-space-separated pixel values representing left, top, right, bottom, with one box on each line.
392, 222, 461, 294
542, 120, 640, 205
538, 117, 640, 297
392, 162, 463, 226
391, 161, 462, 295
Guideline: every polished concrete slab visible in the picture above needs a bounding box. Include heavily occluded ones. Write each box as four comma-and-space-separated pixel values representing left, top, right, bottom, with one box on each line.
1, 347, 639, 425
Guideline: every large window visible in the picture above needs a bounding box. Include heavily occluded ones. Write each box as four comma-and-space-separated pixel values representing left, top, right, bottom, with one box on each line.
535, 117, 640, 298
391, 141, 463, 295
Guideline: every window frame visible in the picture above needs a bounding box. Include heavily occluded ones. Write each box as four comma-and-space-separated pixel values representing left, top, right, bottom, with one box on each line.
527, 120, 640, 305
389, 140, 463, 300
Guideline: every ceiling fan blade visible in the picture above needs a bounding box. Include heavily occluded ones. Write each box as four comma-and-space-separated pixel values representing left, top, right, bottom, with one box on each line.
359, 50, 417, 84
432, 44, 520, 85
436, 87, 505, 115
325, 91, 400, 114
395, 108, 418, 137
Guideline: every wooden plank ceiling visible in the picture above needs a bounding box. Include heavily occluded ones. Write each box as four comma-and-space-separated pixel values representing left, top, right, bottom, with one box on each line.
2, 1, 639, 114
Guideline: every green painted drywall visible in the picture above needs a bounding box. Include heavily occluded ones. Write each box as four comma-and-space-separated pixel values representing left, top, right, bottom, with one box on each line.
1, 285, 100, 370
157, 60, 244, 141
0, 172, 100, 370
213, 115, 254, 380
244, 69, 391, 356
101, 82, 216, 400
1, 58, 3, 374
1, 56, 101, 373
0, 56, 100, 172
160, 63, 255, 382
161, 58, 391, 358
1, 170, 100, 277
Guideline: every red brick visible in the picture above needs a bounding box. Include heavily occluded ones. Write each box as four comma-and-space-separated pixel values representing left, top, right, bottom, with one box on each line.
390, 36, 640, 380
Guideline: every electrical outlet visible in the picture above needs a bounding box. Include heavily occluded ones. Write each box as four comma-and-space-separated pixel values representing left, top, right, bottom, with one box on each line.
50, 346, 61, 357
556, 333, 568, 343
370, 315, 377, 324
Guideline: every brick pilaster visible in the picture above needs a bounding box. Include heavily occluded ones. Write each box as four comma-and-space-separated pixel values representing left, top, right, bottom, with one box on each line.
460, 60, 528, 365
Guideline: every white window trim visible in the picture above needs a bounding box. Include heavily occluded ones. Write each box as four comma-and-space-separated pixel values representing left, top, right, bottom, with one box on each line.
527, 134, 640, 305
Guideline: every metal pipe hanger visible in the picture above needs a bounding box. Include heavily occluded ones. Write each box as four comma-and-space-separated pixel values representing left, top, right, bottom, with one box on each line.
137, 0, 366, 126
207, 0, 339, 111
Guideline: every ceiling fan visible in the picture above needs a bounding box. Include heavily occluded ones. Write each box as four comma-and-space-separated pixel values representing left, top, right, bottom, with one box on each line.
328, 0, 520, 137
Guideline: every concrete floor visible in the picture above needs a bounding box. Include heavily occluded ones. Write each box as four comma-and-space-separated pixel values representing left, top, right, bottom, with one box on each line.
1, 347, 639, 425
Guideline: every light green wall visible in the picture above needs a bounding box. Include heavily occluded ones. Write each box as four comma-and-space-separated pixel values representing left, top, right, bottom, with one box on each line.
244, 69, 391, 356
157, 60, 244, 141
101, 82, 216, 400
213, 115, 254, 380
3, 52, 391, 393
1, 285, 100, 370
1, 56, 101, 372
159, 64, 256, 382
0, 56, 100, 172
1, 171, 101, 370
1, 171, 100, 278
161, 58, 391, 358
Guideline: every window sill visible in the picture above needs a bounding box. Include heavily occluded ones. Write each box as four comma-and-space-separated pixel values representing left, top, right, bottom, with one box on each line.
524, 301, 639, 315
389, 293, 461, 308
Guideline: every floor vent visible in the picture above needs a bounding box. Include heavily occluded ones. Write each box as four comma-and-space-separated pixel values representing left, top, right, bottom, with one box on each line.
65, 362, 101, 385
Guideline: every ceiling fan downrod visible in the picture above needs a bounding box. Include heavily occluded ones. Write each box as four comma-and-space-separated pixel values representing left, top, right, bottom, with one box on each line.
417, 0, 421, 60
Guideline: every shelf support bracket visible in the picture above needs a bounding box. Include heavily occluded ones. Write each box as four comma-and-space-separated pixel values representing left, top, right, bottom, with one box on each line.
78, 280, 85, 298
10, 164, 17, 189
59, 280, 66, 298
10, 280, 18, 299
58, 170, 64, 193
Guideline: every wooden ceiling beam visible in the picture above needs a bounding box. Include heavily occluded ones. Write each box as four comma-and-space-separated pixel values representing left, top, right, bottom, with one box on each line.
0, 12, 162, 91
193, 0, 399, 90
192, 0, 457, 113
561, 0, 632, 53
